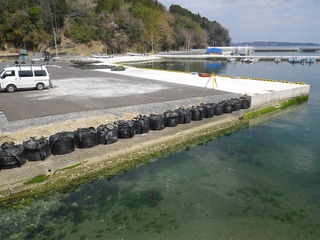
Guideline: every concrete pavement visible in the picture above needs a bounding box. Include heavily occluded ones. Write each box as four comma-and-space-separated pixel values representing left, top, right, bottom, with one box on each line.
0, 61, 227, 122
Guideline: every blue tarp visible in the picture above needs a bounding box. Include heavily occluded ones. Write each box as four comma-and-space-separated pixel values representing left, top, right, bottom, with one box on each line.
206, 47, 222, 54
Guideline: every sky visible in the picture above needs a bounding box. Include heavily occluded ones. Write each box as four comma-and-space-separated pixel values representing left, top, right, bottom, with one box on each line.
159, 0, 320, 44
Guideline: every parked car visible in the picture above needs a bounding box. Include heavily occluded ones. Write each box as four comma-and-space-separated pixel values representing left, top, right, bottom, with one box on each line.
0, 63, 51, 93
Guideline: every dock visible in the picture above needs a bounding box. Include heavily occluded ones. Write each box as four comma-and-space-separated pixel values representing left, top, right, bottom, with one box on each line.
254, 47, 320, 52
157, 54, 320, 62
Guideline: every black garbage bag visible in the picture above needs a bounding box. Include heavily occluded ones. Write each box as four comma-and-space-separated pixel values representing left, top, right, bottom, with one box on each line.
214, 103, 224, 116
0, 142, 27, 169
97, 124, 119, 144
201, 103, 215, 118
176, 108, 192, 124
222, 100, 233, 113
74, 127, 98, 149
49, 132, 75, 155
149, 114, 165, 130
164, 111, 180, 127
230, 98, 242, 111
133, 115, 151, 134
240, 95, 251, 109
116, 120, 136, 138
189, 106, 204, 121
23, 137, 51, 161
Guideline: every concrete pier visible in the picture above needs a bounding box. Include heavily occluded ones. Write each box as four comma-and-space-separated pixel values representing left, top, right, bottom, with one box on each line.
99, 64, 310, 108
157, 54, 320, 62
0, 56, 311, 197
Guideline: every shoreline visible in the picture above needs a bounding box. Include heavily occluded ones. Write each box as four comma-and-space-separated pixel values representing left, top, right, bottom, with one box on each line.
0, 96, 308, 203
0, 107, 251, 202
0, 56, 310, 202
0, 96, 244, 196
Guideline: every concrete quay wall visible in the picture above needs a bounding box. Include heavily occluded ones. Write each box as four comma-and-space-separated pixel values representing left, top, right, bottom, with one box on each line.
211, 75, 310, 107
250, 85, 310, 107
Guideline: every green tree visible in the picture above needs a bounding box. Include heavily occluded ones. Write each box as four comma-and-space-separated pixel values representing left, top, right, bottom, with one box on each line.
170, 4, 231, 47
0, 0, 19, 13
54, 0, 69, 28
4, 11, 31, 48
0, 0, 231, 52
96, 0, 121, 13
65, 17, 95, 43
28, 6, 42, 25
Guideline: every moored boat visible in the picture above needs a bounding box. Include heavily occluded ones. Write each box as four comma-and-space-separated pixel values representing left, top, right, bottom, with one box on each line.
198, 73, 212, 77
274, 58, 281, 63
240, 58, 258, 63
306, 58, 316, 64
227, 58, 236, 63
288, 57, 305, 64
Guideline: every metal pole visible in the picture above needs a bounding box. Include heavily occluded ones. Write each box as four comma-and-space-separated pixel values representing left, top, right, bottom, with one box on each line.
151, 33, 154, 53
53, 0, 58, 57
53, 28, 58, 57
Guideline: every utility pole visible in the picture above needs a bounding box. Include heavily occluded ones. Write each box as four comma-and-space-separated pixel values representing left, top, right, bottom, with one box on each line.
151, 33, 154, 53
186, 35, 191, 54
53, 0, 58, 57
185, 35, 188, 51
53, 28, 58, 57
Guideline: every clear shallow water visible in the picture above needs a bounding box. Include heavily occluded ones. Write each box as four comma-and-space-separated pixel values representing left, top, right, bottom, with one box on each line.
1, 60, 320, 240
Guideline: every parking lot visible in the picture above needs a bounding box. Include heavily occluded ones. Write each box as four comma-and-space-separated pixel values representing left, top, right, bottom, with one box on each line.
0, 61, 224, 121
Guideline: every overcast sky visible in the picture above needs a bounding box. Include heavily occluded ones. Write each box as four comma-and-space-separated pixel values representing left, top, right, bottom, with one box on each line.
159, 0, 320, 44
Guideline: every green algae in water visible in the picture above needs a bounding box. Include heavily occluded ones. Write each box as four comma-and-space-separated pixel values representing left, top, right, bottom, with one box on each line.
0, 99, 319, 239
1, 123, 320, 239
118, 189, 163, 209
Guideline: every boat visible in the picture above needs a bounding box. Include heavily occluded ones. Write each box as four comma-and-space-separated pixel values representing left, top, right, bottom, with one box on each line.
198, 73, 212, 77
288, 57, 305, 64
305, 58, 316, 64
274, 58, 281, 63
227, 58, 236, 63
240, 58, 258, 64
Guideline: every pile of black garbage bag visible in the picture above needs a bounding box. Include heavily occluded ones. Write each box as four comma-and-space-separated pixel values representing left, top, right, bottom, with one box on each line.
0, 96, 251, 170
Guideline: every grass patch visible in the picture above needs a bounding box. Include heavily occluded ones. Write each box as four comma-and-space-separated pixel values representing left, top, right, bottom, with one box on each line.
24, 174, 49, 185
55, 163, 81, 173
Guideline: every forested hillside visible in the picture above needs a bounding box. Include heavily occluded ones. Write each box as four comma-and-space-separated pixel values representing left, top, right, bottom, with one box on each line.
0, 0, 231, 54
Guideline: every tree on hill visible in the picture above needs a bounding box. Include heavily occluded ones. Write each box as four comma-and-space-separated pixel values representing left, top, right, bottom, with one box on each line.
0, 0, 231, 53
169, 4, 230, 47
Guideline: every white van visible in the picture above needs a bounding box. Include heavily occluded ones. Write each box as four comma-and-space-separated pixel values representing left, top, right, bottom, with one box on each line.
0, 64, 51, 93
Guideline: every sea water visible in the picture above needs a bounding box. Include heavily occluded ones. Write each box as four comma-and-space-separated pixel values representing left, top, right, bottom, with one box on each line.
1, 60, 320, 240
